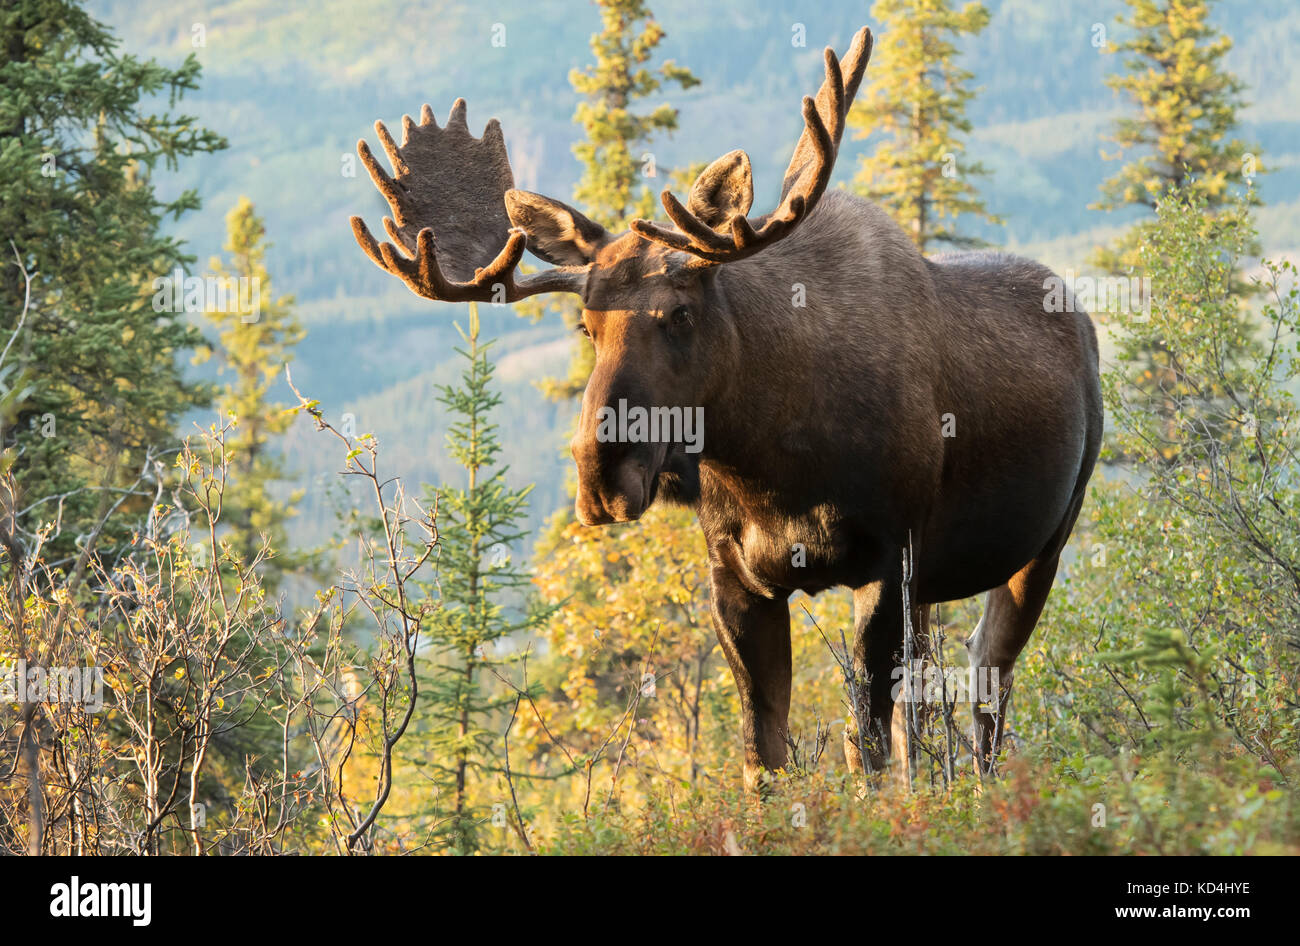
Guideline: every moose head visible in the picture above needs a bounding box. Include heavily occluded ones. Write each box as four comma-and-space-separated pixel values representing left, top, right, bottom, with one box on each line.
351, 28, 873, 528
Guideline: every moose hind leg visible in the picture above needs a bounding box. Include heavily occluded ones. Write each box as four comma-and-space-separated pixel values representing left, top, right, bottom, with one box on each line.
967, 493, 1085, 773
709, 560, 792, 794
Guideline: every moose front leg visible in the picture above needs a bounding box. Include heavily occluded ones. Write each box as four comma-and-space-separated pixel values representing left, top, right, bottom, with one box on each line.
709, 557, 792, 795
844, 577, 906, 778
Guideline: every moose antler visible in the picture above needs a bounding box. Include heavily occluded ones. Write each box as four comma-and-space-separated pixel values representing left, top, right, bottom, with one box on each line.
350, 99, 586, 302
631, 27, 873, 264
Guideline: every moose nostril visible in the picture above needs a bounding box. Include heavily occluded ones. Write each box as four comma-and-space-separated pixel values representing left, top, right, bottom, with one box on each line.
607, 461, 648, 521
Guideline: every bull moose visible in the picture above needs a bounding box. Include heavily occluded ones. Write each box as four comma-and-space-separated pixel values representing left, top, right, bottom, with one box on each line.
349, 26, 1102, 792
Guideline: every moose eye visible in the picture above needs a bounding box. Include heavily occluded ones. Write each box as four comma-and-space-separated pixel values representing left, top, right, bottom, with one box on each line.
669, 305, 691, 328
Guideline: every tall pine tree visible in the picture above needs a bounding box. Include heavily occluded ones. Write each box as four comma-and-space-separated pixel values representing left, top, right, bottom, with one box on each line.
200, 198, 307, 589
1092, 0, 1259, 275
0, 0, 225, 566
1091, 0, 1260, 456
848, 0, 1000, 252
534, 0, 699, 402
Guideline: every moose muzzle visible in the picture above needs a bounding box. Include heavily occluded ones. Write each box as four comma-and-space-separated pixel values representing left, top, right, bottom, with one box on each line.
571, 394, 673, 525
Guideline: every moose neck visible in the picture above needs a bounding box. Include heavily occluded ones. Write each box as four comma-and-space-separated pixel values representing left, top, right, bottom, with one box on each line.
697, 255, 833, 481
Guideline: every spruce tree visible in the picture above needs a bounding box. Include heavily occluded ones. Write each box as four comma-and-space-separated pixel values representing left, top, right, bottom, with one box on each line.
534, 0, 699, 402
0, 0, 225, 565
1092, 0, 1259, 275
419, 304, 550, 853
1092, 0, 1260, 454
848, 0, 1000, 252
200, 198, 307, 589
569, 0, 699, 228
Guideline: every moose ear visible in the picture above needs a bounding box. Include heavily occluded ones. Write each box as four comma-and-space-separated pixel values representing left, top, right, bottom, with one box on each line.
504, 190, 609, 266
686, 150, 753, 231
